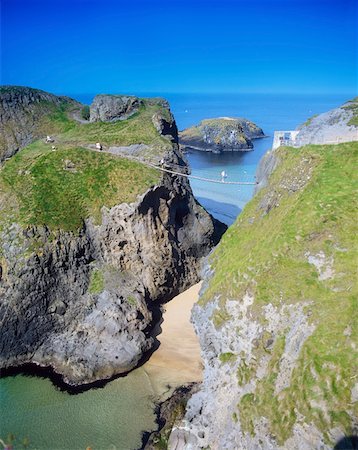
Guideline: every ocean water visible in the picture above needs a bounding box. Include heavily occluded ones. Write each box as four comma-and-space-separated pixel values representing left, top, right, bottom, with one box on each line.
0, 92, 351, 450
0, 368, 156, 450
168, 93, 350, 224
75, 92, 350, 224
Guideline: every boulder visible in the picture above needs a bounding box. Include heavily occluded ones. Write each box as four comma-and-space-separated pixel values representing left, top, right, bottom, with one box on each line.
89, 94, 143, 122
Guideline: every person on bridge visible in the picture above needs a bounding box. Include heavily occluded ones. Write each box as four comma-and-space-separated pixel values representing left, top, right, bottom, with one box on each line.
221, 170, 227, 182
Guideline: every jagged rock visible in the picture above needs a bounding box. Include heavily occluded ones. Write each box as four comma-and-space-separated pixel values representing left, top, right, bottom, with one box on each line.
89, 94, 143, 122
152, 109, 179, 143
144, 383, 200, 449
179, 117, 264, 153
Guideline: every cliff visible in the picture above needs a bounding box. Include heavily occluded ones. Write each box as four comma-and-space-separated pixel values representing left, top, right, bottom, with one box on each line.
0, 86, 82, 161
169, 106, 357, 449
179, 117, 264, 153
0, 87, 226, 387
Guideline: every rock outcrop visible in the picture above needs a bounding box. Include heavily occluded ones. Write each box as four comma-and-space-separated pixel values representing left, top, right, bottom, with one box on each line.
179, 117, 264, 153
254, 147, 280, 194
169, 106, 357, 449
0, 86, 81, 161
152, 109, 179, 143
89, 94, 143, 122
296, 97, 358, 145
0, 86, 226, 387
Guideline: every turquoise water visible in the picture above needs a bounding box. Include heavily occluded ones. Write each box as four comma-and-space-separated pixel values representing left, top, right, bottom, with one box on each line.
0, 368, 156, 450
0, 93, 351, 449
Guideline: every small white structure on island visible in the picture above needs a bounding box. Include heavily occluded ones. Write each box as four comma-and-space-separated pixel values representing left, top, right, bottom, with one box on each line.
273, 130, 300, 149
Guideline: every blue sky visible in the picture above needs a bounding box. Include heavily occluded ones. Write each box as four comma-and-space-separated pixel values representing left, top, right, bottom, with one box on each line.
1, 0, 357, 95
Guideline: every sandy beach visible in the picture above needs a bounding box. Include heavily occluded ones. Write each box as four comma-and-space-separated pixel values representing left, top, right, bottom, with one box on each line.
143, 282, 203, 397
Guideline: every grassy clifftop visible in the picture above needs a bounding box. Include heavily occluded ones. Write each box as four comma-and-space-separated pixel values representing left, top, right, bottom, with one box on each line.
0, 96, 172, 232
201, 141, 357, 444
0, 144, 159, 232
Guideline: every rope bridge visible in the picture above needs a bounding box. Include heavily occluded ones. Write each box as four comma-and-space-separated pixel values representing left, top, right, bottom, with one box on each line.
147, 162, 257, 186
88, 145, 257, 186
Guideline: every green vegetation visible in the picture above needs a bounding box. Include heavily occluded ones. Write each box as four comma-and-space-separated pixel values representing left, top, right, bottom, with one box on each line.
180, 118, 248, 146
342, 97, 358, 126
81, 105, 90, 121
0, 100, 172, 232
200, 141, 358, 444
0, 143, 159, 231
219, 352, 236, 364
301, 113, 318, 127
88, 269, 105, 294
126, 295, 137, 306
149, 399, 188, 450
57, 102, 171, 150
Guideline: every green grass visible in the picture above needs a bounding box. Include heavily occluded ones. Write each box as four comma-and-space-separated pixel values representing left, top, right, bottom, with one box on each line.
200, 141, 358, 444
58, 102, 171, 150
342, 97, 358, 126
219, 352, 236, 364
301, 113, 318, 127
88, 269, 104, 294
0, 99, 173, 232
0, 142, 159, 232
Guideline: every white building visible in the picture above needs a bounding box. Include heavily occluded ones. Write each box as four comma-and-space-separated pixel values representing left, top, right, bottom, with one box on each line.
273, 130, 300, 149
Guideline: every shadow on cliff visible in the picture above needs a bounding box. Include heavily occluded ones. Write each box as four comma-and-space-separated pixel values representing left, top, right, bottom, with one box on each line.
0, 302, 165, 395
334, 436, 358, 450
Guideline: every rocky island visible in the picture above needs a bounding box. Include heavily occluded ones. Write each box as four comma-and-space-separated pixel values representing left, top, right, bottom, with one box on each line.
0, 86, 226, 388
179, 117, 265, 153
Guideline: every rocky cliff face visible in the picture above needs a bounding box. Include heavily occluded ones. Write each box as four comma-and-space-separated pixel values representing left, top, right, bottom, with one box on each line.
89, 94, 143, 122
0, 87, 226, 387
296, 97, 358, 145
179, 117, 264, 153
169, 110, 357, 448
0, 86, 81, 161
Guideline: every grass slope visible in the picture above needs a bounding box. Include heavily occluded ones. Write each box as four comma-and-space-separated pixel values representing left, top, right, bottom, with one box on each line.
0, 143, 159, 232
0, 100, 169, 232
59, 102, 171, 149
201, 141, 358, 444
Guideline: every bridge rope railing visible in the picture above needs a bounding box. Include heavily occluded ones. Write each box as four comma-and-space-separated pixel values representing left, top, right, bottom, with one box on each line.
147, 162, 257, 185
88, 146, 257, 186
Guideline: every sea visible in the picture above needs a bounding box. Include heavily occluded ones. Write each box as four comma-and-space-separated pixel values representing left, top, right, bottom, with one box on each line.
0, 93, 351, 449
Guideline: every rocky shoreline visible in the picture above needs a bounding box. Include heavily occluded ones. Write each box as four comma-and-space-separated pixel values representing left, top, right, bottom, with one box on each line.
142, 382, 201, 450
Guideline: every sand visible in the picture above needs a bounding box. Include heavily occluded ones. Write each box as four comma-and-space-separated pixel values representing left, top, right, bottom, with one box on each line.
143, 282, 203, 397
